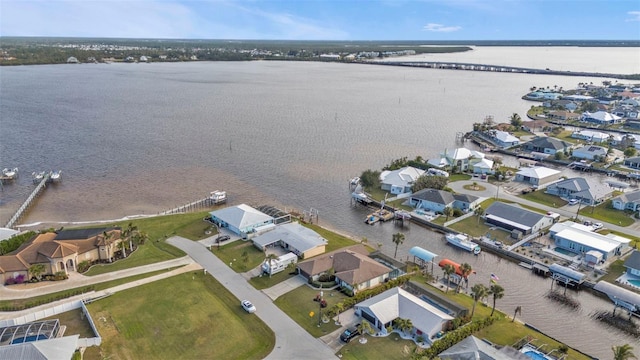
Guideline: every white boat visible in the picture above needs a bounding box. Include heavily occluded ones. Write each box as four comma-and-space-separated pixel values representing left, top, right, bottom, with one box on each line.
32, 171, 47, 183
350, 177, 360, 186
446, 233, 481, 255
49, 170, 62, 183
210, 190, 227, 204
2, 167, 18, 180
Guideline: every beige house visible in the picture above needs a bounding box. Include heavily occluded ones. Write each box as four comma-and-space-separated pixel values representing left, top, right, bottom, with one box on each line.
296, 245, 392, 294
0, 227, 122, 284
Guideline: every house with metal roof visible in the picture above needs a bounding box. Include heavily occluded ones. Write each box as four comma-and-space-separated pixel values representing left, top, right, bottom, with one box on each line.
0, 228, 123, 284
378, 166, 425, 194
549, 222, 630, 261
580, 111, 622, 125
521, 137, 572, 156
251, 222, 326, 259
623, 157, 640, 170
209, 204, 274, 238
438, 335, 530, 360
296, 245, 392, 294
571, 130, 610, 143
545, 177, 613, 205
471, 158, 494, 175
428, 148, 486, 172
354, 287, 453, 341
571, 145, 608, 161
514, 166, 562, 187
623, 250, 640, 278
408, 189, 480, 214
489, 130, 520, 148
614, 190, 640, 211
483, 202, 553, 235
593, 281, 640, 316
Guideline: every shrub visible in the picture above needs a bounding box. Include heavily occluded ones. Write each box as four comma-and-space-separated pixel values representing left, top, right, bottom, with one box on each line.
77, 260, 91, 273
318, 274, 335, 282
53, 271, 68, 281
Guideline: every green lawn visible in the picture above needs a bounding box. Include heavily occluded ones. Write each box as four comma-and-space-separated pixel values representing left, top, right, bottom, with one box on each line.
600, 259, 626, 283
44, 308, 96, 338
447, 215, 493, 238
301, 223, 359, 253
577, 200, 635, 227
337, 332, 418, 360
249, 268, 299, 290
274, 285, 348, 338
521, 191, 568, 208
213, 241, 265, 273
86, 272, 274, 360
83, 242, 178, 276
0, 269, 176, 311
449, 174, 472, 182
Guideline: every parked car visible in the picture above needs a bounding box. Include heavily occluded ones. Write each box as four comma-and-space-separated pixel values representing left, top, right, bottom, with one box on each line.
340, 327, 360, 343
241, 300, 256, 313
592, 223, 604, 231
568, 199, 579, 206
216, 235, 230, 243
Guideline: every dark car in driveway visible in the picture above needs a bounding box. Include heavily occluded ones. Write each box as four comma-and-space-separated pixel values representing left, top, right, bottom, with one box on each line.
339, 327, 360, 343
215, 235, 230, 243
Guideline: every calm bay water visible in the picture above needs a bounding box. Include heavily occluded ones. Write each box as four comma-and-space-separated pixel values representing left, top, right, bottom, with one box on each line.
1, 49, 639, 357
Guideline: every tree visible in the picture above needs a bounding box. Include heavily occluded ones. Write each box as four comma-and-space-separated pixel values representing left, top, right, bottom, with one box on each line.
510, 113, 523, 128
357, 320, 374, 343
458, 263, 473, 291
443, 264, 455, 293
123, 222, 138, 252
29, 263, 46, 280
359, 169, 381, 189
624, 147, 637, 158
392, 232, 405, 259
512, 305, 522, 323
102, 231, 114, 262
612, 344, 637, 360
443, 206, 453, 221
470, 284, 488, 318
412, 174, 448, 192
393, 318, 413, 335
474, 206, 484, 224
265, 253, 279, 277
489, 284, 505, 317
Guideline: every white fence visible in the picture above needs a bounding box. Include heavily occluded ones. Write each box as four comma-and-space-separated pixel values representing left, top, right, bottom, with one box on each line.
0, 299, 102, 346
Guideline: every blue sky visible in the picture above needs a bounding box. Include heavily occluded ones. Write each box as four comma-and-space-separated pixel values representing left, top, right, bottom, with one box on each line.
2, 0, 639, 40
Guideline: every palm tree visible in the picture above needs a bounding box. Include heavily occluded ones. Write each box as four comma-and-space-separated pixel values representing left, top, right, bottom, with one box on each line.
443, 206, 453, 221
124, 222, 138, 252
28, 263, 46, 281
118, 238, 127, 258
394, 318, 413, 335
458, 263, 473, 291
470, 283, 488, 318
102, 231, 114, 262
265, 253, 278, 277
474, 206, 484, 224
334, 302, 345, 325
358, 320, 374, 343
489, 284, 505, 317
392, 232, 405, 259
512, 305, 522, 322
443, 264, 455, 293
613, 344, 637, 360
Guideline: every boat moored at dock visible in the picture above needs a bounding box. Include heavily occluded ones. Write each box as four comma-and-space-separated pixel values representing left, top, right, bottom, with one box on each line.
48, 170, 62, 183
209, 190, 227, 205
445, 233, 481, 255
1, 167, 19, 181
32, 171, 47, 184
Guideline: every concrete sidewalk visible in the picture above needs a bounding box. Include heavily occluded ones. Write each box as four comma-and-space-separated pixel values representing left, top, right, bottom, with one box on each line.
261, 274, 306, 300
0, 256, 194, 300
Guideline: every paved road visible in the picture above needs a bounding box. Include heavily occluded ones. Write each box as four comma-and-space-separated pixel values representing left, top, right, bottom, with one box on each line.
167, 236, 337, 360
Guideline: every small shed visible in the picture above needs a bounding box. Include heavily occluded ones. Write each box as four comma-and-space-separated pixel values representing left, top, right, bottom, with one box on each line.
584, 250, 603, 266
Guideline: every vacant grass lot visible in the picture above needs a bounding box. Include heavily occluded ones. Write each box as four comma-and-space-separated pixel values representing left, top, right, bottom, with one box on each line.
274, 285, 348, 338
577, 200, 635, 227
300, 223, 358, 253
338, 332, 417, 360
521, 191, 569, 208
213, 241, 265, 273
86, 272, 274, 360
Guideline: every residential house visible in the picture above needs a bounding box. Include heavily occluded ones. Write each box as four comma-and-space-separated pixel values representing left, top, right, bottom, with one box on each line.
0, 227, 123, 284
251, 222, 326, 259
580, 111, 622, 125
379, 166, 425, 194
624, 157, 640, 170
472, 158, 494, 174
612, 106, 640, 119
483, 202, 554, 236
521, 119, 551, 131
296, 245, 392, 294
543, 100, 578, 112
428, 148, 486, 172
488, 130, 520, 148
571, 130, 610, 143
521, 137, 572, 156
545, 177, 613, 205
438, 335, 530, 360
209, 204, 274, 238
514, 166, 562, 187
524, 91, 563, 101
623, 251, 640, 278
547, 111, 579, 122
620, 98, 640, 107
354, 287, 453, 341
572, 145, 608, 161
549, 222, 630, 260
409, 188, 480, 214
612, 190, 640, 211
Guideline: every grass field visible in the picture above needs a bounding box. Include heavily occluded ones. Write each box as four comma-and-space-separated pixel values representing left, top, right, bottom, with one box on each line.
300, 222, 359, 253
43, 308, 95, 338
521, 190, 569, 208
249, 268, 299, 290
577, 200, 635, 227
274, 285, 348, 338
0, 269, 174, 311
86, 272, 274, 360
213, 241, 265, 273
337, 332, 417, 360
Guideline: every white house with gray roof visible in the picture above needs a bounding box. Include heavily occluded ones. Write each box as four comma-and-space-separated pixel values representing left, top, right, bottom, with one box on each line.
545, 177, 613, 205
490, 130, 520, 148
522, 137, 572, 155
428, 148, 486, 172
624, 251, 640, 278
571, 130, 610, 143
251, 222, 326, 259
514, 166, 562, 187
612, 190, 640, 211
572, 145, 608, 161
409, 189, 480, 214
379, 166, 425, 194
439, 335, 530, 360
209, 204, 274, 238
580, 111, 622, 125
472, 158, 494, 175
549, 221, 630, 260
484, 202, 554, 235
354, 287, 453, 341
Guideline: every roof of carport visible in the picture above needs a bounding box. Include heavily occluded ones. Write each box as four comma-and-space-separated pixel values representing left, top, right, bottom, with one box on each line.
409, 246, 438, 262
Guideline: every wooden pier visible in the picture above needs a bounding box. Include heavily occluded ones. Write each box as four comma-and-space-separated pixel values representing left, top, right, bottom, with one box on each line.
5, 173, 50, 229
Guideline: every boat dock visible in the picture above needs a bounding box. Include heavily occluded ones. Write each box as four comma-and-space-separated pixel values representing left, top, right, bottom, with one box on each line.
5, 173, 50, 229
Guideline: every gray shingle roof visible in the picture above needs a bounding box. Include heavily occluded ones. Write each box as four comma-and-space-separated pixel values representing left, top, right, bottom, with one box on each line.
614, 190, 640, 204
624, 250, 640, 271
484, 202, 545, 227
525, 137, 569, 151
411, 189, 455, 205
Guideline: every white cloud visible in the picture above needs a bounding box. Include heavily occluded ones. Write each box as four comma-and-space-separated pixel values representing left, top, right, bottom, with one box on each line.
422, 23, 461, 32
627, 11, 640, 22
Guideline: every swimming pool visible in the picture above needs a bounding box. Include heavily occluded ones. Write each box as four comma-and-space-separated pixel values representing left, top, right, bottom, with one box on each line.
628, 279, 640, 287
521, 345, 555, 360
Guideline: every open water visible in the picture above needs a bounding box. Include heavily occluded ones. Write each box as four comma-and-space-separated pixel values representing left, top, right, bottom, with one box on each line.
2, 48, 640, 357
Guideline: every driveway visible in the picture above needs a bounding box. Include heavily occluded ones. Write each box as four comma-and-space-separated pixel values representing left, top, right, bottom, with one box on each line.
262, 275, 306, 300
167, 236, 337, 360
